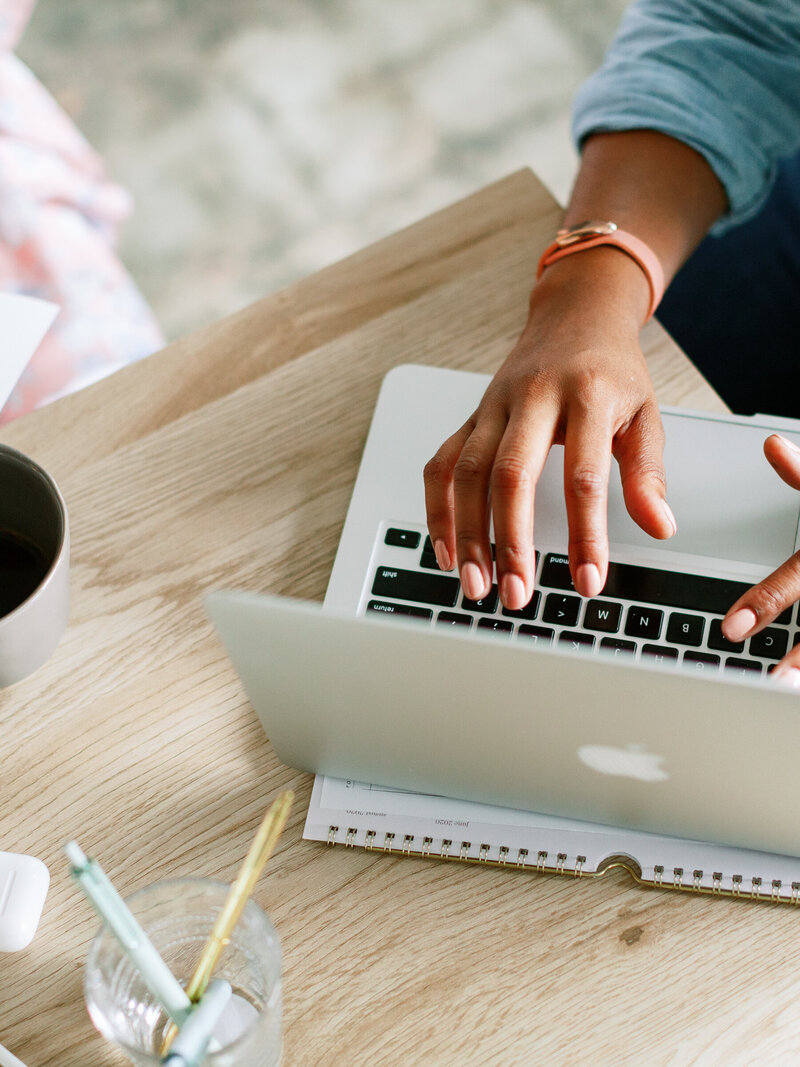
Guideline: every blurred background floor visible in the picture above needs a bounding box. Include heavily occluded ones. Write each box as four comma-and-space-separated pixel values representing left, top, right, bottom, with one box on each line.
18, 0, 627, 343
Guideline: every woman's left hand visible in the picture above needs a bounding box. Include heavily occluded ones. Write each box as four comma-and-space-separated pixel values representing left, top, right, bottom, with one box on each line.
722, 434, 800, 686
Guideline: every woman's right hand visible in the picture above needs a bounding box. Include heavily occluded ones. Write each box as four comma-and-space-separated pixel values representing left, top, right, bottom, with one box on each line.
423, 247, 677, 612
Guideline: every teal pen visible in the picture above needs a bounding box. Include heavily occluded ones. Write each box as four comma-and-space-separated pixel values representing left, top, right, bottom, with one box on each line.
162, 979, 232, 1066
65, 841, 193, 1027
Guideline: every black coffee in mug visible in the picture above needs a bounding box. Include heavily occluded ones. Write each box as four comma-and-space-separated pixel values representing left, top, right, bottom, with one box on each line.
0, 529, 50, 618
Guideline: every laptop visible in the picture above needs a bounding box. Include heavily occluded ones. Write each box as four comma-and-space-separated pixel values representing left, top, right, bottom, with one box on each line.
207, 364, 800, 857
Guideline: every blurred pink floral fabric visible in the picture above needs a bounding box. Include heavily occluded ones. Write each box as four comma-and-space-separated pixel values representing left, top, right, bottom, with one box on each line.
0, 0, 164, 423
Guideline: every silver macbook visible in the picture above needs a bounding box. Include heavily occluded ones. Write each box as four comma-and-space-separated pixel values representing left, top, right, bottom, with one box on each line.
207, 364, 800, 856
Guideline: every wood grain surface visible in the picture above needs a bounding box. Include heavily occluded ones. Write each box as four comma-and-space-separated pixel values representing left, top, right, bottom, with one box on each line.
3, 170, 798, 1067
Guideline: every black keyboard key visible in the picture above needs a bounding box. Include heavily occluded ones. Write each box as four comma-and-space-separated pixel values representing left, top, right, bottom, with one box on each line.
600, 637, 636, 658
420, 535, 441, 570
371, 566, 459, 607
544, 552, 763, 615
540, 554, 574, 590
502, 590, 541, 620
478, 618, 513, 636
518, 625, 553, 645
749, 627, 789, 660
558, 631, 595, 651
605, 563, 754, 615
462, 585, 499, 614
707, 619, 744, 653
666, 611, 704, 647
436, 611, 472, 628
385, 528, 421, 549
541, 552, 794, 623
543, 593, 581, 627
641, 644, 679, 666
583, 599, 621, 633
644, 640, 678, 665
367, 600, 432, 620
625, 606, 663, 640
422, 534, 482, 570
725, 657, 762, 677
683, 651, 720, 672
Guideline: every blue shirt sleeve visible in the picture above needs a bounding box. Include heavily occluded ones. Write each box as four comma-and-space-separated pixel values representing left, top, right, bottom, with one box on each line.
572, 0, 800, 232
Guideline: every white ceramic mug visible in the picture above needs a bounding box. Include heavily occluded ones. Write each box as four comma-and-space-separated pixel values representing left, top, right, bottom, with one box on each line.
0, 444, 69, 687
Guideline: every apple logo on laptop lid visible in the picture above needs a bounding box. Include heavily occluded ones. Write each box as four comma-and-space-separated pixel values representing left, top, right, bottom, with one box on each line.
577, 743, 668, 782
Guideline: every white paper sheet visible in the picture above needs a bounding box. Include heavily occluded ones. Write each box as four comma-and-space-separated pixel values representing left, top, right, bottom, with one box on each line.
0, 292, 59, 411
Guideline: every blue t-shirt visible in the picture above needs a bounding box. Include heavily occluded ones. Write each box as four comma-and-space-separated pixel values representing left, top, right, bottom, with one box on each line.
572, 0, 800, 232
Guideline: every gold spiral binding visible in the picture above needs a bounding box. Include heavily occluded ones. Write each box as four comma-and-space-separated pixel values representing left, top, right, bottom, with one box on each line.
596, 853, 643, 883
322, 827, 798, 906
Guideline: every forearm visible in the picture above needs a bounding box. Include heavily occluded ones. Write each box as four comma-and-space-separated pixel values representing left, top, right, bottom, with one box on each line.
563, 130, 728, 286
531, 129, 729, 325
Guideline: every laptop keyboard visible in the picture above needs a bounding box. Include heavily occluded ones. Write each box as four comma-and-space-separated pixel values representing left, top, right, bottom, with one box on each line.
364, 525, 798, 678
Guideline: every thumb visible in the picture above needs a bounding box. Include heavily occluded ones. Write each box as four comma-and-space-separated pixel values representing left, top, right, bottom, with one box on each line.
764, 434, 800, 491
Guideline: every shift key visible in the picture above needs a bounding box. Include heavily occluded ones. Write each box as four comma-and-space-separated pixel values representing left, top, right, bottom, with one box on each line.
372, 566, 460, 607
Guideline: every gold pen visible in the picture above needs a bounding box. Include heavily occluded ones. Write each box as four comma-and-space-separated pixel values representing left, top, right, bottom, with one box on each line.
160, 788, 294, 1055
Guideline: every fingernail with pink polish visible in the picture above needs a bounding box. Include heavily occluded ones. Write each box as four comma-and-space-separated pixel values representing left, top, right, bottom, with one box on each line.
772, 666, 800, 688
723, 607, 758, 642
661, 499, 677, 536
461, 561, 486, 601
576, 563, 602, 598
434, 539, 451, 571
500, 573, 525, 610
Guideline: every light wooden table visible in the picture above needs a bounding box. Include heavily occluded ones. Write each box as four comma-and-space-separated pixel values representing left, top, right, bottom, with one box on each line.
3, 170, 799, 1066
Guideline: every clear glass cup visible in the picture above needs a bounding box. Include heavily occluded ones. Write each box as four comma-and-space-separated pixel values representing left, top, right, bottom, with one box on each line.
84, 877, 282, 1066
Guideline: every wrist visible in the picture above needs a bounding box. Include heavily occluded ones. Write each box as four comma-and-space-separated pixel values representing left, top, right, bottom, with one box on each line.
538, 223, 664, 320
530, 245, 651, 332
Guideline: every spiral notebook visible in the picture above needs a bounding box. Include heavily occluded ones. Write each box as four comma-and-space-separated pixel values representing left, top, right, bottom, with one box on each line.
305, 776, 800, 904
208, 364, 800, 905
